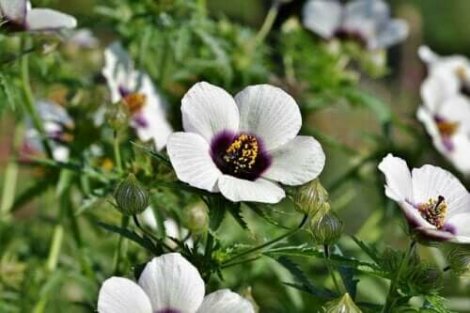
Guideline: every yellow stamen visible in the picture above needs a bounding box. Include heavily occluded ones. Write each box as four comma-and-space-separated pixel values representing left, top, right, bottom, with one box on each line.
123, 93, 147, 114
223, 134, 259, 173
417, 195, 448, 229
437, 120, 459, 137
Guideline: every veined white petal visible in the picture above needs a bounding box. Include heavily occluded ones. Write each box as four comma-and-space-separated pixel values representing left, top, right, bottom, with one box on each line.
263, 136, 325, 185
138, 253, 205, 313
446, 214, 470, 242
420, 75, 459, 112
97, 277, 152, 313
167, 132, 222, 192
102, 42, 134, 103
302, 0, 342, 39
378, 154, 413, 203
196, 290, 254, 313
217, 175, 285, 203
181, 82, 239, 141
411, 164, 469, 216
447, 134, 470, 176
26, 8, 77, 31
235, 84, 301, 151
399, 201, 434, 229
0, 0, 27, 23
439, 96, 470, 133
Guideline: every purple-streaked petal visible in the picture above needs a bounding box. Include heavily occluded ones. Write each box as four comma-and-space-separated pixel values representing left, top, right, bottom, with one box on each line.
446, 213, 470, 243
138, 253, 205, 313
97, 277, 153, 313
102, 42, 134, 103
263, 136, 325, 185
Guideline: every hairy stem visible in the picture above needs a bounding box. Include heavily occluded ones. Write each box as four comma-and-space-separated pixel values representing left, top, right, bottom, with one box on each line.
113, 215, 130, 274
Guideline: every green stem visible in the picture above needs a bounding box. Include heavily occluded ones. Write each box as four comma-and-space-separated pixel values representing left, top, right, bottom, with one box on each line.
253, 2, 280, 45
222, 215, 307, 265
324, 244, 343, 294
132, 215, 174, 252
382, 240, 417, 313
197, 0, 207, 16
113, 215, 130, 274
20, 37, 53, 159
113, 131, 123, 173
46, 224, 64, 272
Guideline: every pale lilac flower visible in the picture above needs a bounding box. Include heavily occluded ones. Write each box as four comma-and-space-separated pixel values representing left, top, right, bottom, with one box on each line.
23, 100, 74, 162
98, 253, 254, 313
0, 0, 77, 32
102, 42, 173, 151
302, 0, 408, 50
378, 154, 470, 242
418, 46, 470, 175
167, 82, 325, 204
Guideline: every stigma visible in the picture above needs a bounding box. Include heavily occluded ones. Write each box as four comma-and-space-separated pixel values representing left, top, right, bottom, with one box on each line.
417, 195, 448, 229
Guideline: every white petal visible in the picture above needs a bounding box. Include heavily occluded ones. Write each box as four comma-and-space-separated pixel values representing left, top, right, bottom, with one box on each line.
411, 164, 469, 216
132, 73, 173, 151
235, 84, 301, 151
97, 277, 152, 313
141, 207, 157, 230
377, 154, 413, 203
197, 290, 254, 313
217, 175, 285, 203
374, 19, 409, 49
447, 134, 470, 176
418, 46, 439, 64
26, 8, 77, 30
167, 132, 221, 192
102, 42, 134, 103
0, 0, 26, 23
302, 0, 342, 38
138, 253, 205, 313
420, 75, 458, 112
181, 82, 239, 141
52, 145, 70, 162
446, 213, 470, 241
263, 136, 325, 185
439, 96, 470, 133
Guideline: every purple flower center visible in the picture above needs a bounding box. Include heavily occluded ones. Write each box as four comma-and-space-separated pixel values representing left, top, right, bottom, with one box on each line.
210, 131, 271, 181
434, 115, 459, 152
333, 28, 368, 47
157, 310, 181, 313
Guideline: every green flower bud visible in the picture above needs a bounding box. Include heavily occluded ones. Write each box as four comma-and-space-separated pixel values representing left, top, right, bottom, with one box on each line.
184, 201, 209, 234
446, 245, 470, 275
114, 174, 149, 215
292, 179, 329, 216
310, 209, 343, 245
323, 293, 362, 313
106, 101, 128, 131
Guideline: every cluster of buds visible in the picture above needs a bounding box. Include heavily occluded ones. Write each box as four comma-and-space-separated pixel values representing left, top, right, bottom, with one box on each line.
292, 179, 343, 245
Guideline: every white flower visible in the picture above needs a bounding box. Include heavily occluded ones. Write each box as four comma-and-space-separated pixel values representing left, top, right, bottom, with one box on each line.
102, 42, 173, 151
419, 45, 470, 102
378, 154, 470, 243
167, 82, 325, 204
302, 0, 408, 50
97, 253, 254, 313
0, 0, 77, 32
23, 100, 74, 162
66, 28, 99, 49
418, 46, 470, 175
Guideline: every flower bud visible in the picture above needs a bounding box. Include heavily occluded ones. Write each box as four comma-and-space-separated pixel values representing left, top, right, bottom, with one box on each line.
184, 201, 209, 234
292, 179, 329, 216
446, 245, 470, 275
106, 102, 128, 131
114, 174, 149, 215
408, 264, 442, 294
310, 209, 343, 245
323, 293, 362, 313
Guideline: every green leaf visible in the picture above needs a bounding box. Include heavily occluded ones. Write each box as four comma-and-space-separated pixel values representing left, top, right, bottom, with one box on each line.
342, 87, 392, 126
206, 196, 227, 231
275, 256, 336, 299
226, 202, 248, 230
96, 221, 159, 254
351, 236, 381, 264
131, 141, 172, 167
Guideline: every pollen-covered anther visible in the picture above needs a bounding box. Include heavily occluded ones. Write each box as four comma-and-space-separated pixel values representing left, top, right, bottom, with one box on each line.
122, 93, 147, 114
437, 120, 459, 137
417, 195, 448, 229
222, 134, 259, 173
